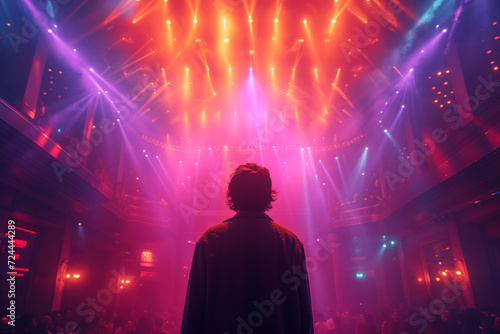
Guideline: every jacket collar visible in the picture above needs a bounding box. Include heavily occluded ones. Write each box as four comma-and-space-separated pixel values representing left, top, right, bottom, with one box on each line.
223, 210, 273, 222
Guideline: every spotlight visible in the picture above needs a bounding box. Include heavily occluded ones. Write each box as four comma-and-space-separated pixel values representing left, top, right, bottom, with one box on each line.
89, 68, 94, 72
314, 68, 317, 72
47, 28, 53, 33
166, 20, 171, 24
185, 68, 189, 71
193, 17, 197, 23
391, 241, 395, 245
331, 19, 336, 23
384, 129, 388, 133
249, 67, 253, 71
274, 18, 279, 23
229, 67, 232, 71
303, 19, 307, 24
270, 67, 274, 71
410, 68, 414, 72
335, 157, 338, 160
222, 18, 227, 23
248, 16, 252, 23
383, 244, 387, 248
442, 28, 447, 33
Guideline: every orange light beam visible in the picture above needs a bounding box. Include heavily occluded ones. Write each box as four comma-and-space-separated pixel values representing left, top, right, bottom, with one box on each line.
332, 83, 355, 109
132, 2, 162, 24
393, 66, 404, 78
348, 8, 368, 24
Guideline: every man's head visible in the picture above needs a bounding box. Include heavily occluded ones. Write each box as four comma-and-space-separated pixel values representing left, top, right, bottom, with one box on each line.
226, 163, 277, 212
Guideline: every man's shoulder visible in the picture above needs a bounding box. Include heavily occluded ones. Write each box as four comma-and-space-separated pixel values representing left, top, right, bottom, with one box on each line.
268, 220, 303, 244
196, 219, 303, 245
197, 221, 230, 243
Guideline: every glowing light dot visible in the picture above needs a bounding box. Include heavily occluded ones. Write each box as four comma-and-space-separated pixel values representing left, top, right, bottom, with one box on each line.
193, 17, 197, 23
442, 28, 447, 33
208, 147, 212, 150
410, 68, 414, 72
229, 67, 232, 71
179, 161, 182, 163
248, 17, 252, 23
47, 28, 53, 33
224, 37, 230, 43
270, 67, 274, 71
89, 68, 94, 72
249, 50, 254, 54
331, 19, 336, 23
166, 20, 171, 24
438, 71, 442, 75
73, 49, 77, 52
494, 66, 499, 71
222, 18, 227, 23
456, 271, 462, 275
314, 68, 317, 72
384, 129, 388, 133
185, 68, 189, 71
303, 19, 307, 24
274, 18, 279, 23
249, 68, 253, 71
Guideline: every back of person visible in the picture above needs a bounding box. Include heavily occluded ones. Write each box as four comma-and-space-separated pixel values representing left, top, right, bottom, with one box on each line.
180, 163, 314, 334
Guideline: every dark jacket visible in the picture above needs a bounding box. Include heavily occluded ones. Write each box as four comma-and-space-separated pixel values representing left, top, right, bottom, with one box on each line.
180, 211, 314, 334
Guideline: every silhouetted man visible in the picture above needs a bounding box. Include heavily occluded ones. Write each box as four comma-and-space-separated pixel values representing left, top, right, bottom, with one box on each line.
181, 163, 314, 334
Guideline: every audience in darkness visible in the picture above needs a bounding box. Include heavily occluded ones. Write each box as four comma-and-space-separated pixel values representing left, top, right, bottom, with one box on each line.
4, 303, 500, 334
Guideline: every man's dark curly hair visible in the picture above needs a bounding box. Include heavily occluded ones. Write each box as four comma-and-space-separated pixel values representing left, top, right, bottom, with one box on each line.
226, 163, 277, 212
